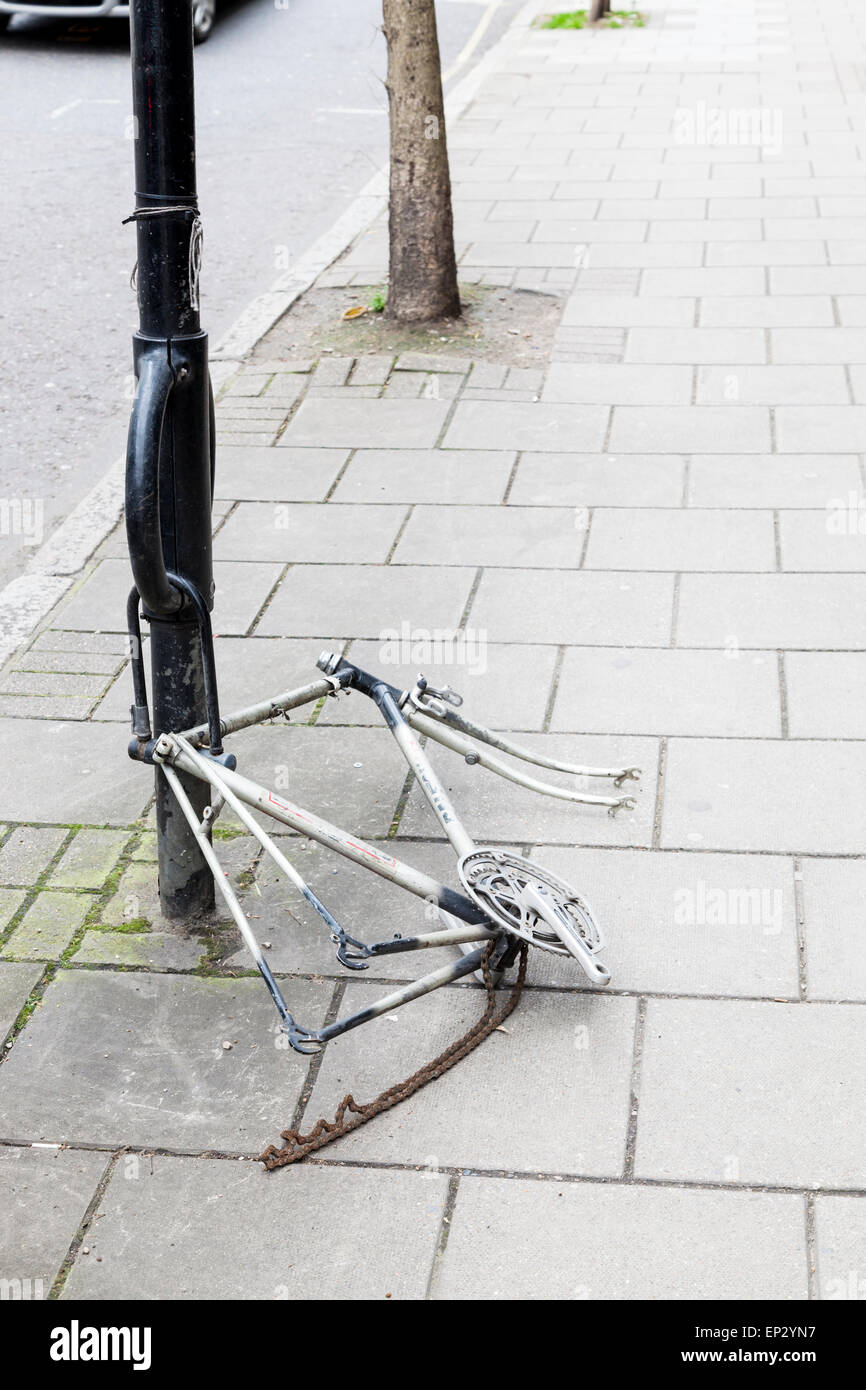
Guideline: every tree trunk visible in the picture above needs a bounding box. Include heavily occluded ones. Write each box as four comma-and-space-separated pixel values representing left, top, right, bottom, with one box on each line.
383, 0, 461, 322
589, 0, 611, 20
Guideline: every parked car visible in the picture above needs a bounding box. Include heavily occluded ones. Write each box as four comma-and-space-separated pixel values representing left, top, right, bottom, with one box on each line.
0, 0, 216, 43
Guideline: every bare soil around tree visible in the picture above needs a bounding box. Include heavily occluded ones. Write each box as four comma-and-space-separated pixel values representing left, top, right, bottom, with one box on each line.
253, 281, 564, 370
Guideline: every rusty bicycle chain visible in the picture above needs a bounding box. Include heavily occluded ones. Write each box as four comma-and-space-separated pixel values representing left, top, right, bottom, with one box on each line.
259, 941, 528, 1170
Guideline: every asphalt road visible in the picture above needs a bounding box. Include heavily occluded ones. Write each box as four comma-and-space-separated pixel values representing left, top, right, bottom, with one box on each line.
0, 0, 524, 587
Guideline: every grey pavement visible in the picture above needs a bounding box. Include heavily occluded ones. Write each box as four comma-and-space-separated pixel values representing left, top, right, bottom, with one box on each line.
0, 0, 864, 1302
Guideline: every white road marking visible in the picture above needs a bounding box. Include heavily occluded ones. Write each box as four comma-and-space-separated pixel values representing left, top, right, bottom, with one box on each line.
50, 97, 121, 119
442, 0, 503, 83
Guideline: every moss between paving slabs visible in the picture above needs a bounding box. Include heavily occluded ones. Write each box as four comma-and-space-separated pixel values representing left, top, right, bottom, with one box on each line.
129, 830, 157, 862
212, 824, 246, 842
1, 823, 144, 1052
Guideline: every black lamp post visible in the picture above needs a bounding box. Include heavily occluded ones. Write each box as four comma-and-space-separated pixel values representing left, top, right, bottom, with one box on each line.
125, 0, 216, 918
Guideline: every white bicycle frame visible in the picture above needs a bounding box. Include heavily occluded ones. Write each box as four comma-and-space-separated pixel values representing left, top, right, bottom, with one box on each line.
132, 644, 640, 1052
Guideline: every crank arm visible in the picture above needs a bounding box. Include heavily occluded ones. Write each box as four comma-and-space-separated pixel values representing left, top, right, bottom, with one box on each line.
407, 711, 637, 814
520, 884, 611, 987
409, 701, 641, 786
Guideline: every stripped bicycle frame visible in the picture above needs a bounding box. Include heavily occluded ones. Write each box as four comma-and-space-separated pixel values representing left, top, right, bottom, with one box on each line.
122, 1, 641, 1057
126, 581, 640, 1053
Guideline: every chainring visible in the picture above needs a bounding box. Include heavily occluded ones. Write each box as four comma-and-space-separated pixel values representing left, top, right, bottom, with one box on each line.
458, 848, 606, 962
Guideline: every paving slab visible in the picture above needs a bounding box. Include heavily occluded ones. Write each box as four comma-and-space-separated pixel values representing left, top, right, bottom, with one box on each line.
0, 970, 331, 1151
0, 888, 26, 934
394, 504, 590, 569
0, 693, 94, 721
32, 629, 128, 656
687, 454, 861, 508
1, 891, 92, 962
0, 669, 107, 700
129, 831, 157, 863
846, 365, 866, 402
48, 829, 130, 890
213, 446, 349, 502
0, 1145, 107, 1298
50, 558, 133, 632
561, 294, 696, 327
99, 858, 188, 928
525, 846, 799, 999
54, 557, 284, 637
442, 401, 608, 452
226, 837, 464, 984
396, 352, 471, 374
585, 508, 776, 572
647, 223, 764, 247
468, 570, 674, 646
552, 647, 781, 737
799, 860, 866, 1003
508, 453, 685, 507
696, 364, 848, 405
780, 510, 866, 572
15, 646, 123, 674
677, 574, 866, 649
255, 564, 476, 640
642, 267, 769, 296
700, 296, 833, 328
318, 640, 557, 731
626, 327, 766, 364
609, 406, 772, 454
772, 265, 866, 295
62, 1155, 446, 1301
462, 241, 591, 268
589, 242, 706, 268
72, 930, 207, 971
0, 961, 43, 1037
208, 562, 290, 636
96, 635, 322, 724
541, 364, 692, 405
662, 738, 866, 854
303, 984, 636, 1174
0, 827, 68, 885
0, 721, 150, 824
225, 721, 409, 841
332, 450, 515, 505
706, 245, 828, 273
279, 396, 450, 449
773, 327, 866, 363
437, 1177, 808, 1301
399, 732, 657, 848
786, 653, 866, 739
213, 502, 405, 565
813, 1195, 866, 1301
635, 997, 866, 1188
